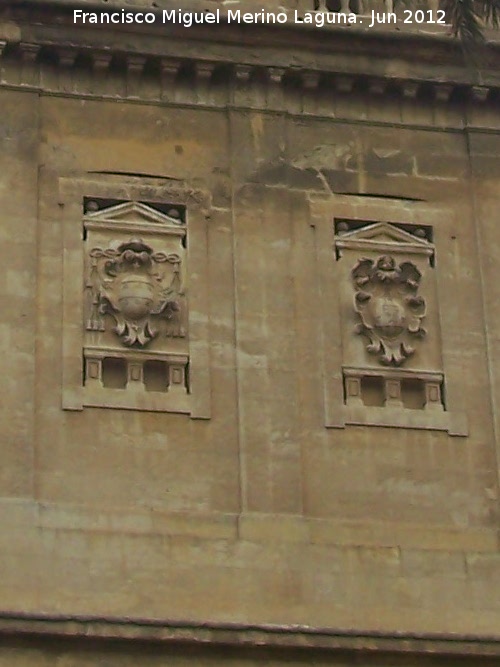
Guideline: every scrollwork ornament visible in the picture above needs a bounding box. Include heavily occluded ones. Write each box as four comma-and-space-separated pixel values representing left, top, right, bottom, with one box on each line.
351, 255, 426, 366
86, 237, 185, 347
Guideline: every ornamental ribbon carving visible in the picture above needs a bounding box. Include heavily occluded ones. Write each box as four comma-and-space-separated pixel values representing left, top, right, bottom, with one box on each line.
86, 237, 185, 347
352, 255, 426, 366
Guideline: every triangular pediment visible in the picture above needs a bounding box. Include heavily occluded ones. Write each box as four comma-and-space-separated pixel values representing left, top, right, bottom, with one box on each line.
337, 222, 430, 246
84, 201, 183, 227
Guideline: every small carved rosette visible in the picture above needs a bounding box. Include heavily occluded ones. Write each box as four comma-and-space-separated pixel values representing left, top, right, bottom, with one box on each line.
352, 255, 426, 366
86, 237, 185, 347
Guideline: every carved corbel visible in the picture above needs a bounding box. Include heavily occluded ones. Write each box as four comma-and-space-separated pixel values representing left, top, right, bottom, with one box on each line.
196, 61, 216, 101
19, 42, 40, 86
93, 52, 112, 74
160, 58, 179, 101
126, 54, 147, 97
58, 48, 76, 69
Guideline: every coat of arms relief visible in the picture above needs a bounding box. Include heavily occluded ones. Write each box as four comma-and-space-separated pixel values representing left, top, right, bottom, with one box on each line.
84, 200, 187, 349
334, 220, 434, 371
351, 254, 426, 366
86, 237, 185, 347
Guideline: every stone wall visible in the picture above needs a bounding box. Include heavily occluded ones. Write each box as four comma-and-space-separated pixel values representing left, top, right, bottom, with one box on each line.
1, 1, 500, 663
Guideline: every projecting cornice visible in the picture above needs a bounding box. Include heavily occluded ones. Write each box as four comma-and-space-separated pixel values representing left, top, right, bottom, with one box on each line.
1, 0, 500, 128
0, 611, 500, 658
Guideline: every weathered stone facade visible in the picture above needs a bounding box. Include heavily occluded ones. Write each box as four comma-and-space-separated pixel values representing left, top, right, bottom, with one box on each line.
1, 0, 500, 663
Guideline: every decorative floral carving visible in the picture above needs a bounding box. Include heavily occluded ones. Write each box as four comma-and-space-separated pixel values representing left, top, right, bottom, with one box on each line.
86, 237, 185, 347
351, 255, 426, 366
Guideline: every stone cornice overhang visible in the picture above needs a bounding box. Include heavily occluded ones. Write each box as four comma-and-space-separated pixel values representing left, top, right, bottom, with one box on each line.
0, 611, 499, 659
1, 0, 500, 112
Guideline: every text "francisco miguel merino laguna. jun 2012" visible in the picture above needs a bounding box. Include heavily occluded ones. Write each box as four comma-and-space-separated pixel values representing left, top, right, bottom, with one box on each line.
72, 8, 448, 28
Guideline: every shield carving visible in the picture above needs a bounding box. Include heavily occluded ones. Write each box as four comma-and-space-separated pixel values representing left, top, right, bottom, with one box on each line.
86, 237, 184, 347
351, 255, 426, 366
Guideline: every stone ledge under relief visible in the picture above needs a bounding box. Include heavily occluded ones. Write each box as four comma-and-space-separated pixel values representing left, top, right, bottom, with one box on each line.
339, 404, 467, 435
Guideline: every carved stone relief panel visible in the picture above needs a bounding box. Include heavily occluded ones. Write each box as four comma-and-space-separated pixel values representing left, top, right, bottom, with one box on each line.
81, 199, 189, 411
86, 236, 185, 346
335, 219, 443, 381
309, 195, 467, 435
60, 176, 212, 417
351, 255, 426, 366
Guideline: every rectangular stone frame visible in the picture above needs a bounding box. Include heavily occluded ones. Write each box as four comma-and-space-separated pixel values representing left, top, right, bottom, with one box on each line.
309, 194, 468, 436
59, 175, 211, 419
